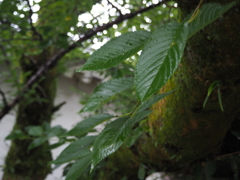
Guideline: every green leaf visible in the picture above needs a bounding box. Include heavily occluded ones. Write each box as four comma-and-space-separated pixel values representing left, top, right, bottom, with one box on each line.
26, 126, 43, 137
66, 113, 114, 137
77, 31, 151, 71
120, 176, 128, 180
46, 141, 65, 151
28, 137, 48, 150
80, 77, 134, 112
5, 130, 28, 140
65, 153, 92, 180
186, 2, 237, 38
231, 130, 240, 138
46, 125, 66, 138
91, 110, 151, 170
53, 136, 96, 165
124, 127, 143, 148
91, 117, 128, 170
217, 87, 224, 112
138, 164, 146, 180
38, 39, 52, 49
193, 164, 204, 180
204, 161, 216, 178
137, 90, 174, 112
135, 22, 188, 101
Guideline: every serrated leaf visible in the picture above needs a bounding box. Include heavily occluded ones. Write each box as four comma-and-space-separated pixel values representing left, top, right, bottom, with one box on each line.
135, 22, 188, 101
187, 2, 237, 38
65, 153, 91, 180
124, 127, 143, 148
67, 113, 114, 137
53, 136, 96, 165
137, 90, 174, 112
91, 117, 128, 170
80, 78, 133, 112
77, 31, 151, 71
91, 110, 151, 170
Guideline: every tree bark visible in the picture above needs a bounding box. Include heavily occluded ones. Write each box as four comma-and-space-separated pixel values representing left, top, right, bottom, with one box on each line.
3, 52, 57, 180
141, 0, 240, 165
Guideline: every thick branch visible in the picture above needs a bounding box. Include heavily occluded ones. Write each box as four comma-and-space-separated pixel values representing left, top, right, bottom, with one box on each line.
0, 1, 166, 120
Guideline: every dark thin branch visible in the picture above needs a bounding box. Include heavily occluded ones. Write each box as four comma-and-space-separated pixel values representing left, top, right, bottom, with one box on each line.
26, 0, 43, 40
214, 151, 240, 160
107, 0, 123, 16
163, 1, 178, 9
0, 89, 8, 107
0, 0, 167, 120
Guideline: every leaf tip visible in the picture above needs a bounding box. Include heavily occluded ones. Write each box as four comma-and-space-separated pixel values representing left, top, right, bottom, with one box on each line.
76, 67, 84, 72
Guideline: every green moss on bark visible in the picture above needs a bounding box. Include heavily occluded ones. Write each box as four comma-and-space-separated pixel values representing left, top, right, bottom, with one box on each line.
140, 0, 240, 167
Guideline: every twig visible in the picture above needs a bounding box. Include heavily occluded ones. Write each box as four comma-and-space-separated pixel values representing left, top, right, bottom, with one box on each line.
0, 89, 8, 107
0, 0, 168, 120
26, 0, 43, 40
107, 0, 123, 16
163, 1, 177, 9
215, 151, 240, 160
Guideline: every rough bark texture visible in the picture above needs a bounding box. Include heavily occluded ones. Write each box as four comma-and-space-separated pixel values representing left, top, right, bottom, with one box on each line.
83, 0, 240, 179
141, 0, 240, 165
3, 52, 57, 180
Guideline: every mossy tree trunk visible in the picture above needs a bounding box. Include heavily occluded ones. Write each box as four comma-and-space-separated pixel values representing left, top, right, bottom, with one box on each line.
3, 52, 57, 180
85, 0, 240, 179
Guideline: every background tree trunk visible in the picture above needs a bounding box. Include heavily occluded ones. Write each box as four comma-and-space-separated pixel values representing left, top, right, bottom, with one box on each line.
3, 52, 57, 180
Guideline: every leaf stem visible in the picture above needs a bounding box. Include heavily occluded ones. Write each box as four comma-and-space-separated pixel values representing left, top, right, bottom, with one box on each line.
188, 0, 204, 23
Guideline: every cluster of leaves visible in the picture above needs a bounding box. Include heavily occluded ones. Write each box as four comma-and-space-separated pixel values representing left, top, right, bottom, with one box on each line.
5, 122, 67, 151
49, 2, 237, 180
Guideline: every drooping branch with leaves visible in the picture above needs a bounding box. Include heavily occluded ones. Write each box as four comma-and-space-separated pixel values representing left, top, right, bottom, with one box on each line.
0, 0, 170, 179
51, 1, 240, 179
1, 0, 240, 179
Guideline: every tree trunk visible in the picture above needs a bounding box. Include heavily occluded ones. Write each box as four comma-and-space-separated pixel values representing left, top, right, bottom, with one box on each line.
85, 0, 240, 179
3, 52, 57, 180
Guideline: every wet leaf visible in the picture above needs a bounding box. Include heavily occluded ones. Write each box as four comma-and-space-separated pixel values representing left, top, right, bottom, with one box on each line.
65, 153, 92, 180
66, 113, 114, 137
135, 22, 188, 101
53, 136, 96, 165
186, 2, 237, 38
91, 110, 151, 170
77, 31, 151, 71
80, 77, 133, 112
